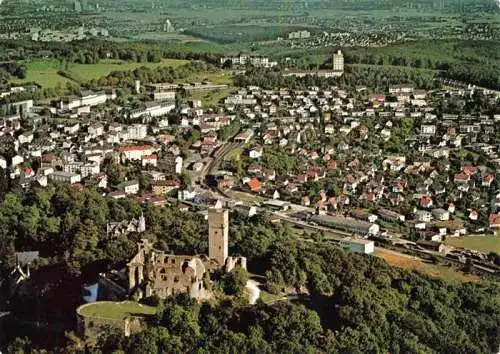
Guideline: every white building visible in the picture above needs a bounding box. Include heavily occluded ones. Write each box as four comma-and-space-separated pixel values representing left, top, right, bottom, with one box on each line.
340, 238, 375, 254
63, 161, 100, 178
88, 123, 104, 137
333, 50, 344, 72
126, 124, 148, 140
11, 155, 24, 167
288, 30, 311, 39
153, 91, 176, 101
178, 189, 197, 201
120, 145, 155, 161
141, 154, 158, 167
0, 156, 7, 169
119, 180, 140, 195
129, 103, 175, 119
18, 132, 34, 145
224, 95, 257, 106
48, 171, 81, 184
8, 100, 34, 115
59, 91, 113, 111
421, 124, 436, 136
174, 156, 183, 174
220, 53, 278, 68
64, 123, 80, 135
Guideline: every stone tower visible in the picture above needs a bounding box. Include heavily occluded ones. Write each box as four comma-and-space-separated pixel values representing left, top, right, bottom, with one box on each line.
208, 208, 229, 266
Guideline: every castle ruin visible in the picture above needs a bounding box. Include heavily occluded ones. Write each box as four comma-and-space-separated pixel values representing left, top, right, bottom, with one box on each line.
99, 208, 246, 301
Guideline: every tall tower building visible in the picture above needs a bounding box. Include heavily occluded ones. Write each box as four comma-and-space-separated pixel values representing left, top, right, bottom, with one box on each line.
208, 208, 229, 266
333, 50, 344, 72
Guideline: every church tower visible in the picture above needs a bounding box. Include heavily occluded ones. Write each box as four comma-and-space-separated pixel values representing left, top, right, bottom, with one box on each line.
208, 208, 229, 266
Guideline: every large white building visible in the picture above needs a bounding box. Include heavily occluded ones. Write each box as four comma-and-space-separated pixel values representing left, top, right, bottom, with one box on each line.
48, 171, 81, 184
220, 53, 278, 68
153, 91, 176, 101
119, 145, 156, 161
340, 238, 375, 254
88, 123, 104, 137
129, 103, 176, 119
288, 30, 311, 39
124, 124, 148, 140
63, 161, 100, 178
59, 91, 115, 111
333, 50, 344, 72
8, 100, 34, 115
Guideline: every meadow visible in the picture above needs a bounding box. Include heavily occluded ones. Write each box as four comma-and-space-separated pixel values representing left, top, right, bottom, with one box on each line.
12, 58, 190, 88
374, 248, 480, 283
184, 24, 312, 44
444, 235, 500, 254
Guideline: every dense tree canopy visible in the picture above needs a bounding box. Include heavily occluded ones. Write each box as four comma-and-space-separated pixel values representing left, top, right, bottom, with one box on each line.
86, 240, 500, 354
1, 186, 499, 353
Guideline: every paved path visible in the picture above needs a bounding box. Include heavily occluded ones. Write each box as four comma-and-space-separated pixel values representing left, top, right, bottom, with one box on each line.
246, 280, 261, 304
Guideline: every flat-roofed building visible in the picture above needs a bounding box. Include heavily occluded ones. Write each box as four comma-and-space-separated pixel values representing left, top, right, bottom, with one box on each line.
48, 171, 81, 184
312, 214, 379, 235
339, 238, 375, 254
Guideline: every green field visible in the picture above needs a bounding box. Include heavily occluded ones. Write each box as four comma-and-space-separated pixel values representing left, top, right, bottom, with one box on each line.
78, 301, 157, 320
11, 59, 74, 88
222, 146, 243, 161
444, 235, 500, 254
187, 88, 233, 108
71, 58, 189, 80
179, 70, 233, 86
374, 248, 480, 283
12, 58, 190, 88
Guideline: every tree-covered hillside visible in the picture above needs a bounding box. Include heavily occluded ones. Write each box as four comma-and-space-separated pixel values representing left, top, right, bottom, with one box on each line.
1, 184, 499, 353
62, 242, 500, 354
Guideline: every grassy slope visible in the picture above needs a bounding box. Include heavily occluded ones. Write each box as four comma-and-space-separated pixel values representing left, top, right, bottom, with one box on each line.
12, 58, 190, 88
187, 88, 233, 108
374, 248, 480, 283
11, 59, 74, 88
78, 301, 157, 320
71, 58, 189, 81
444, 235, 500, 254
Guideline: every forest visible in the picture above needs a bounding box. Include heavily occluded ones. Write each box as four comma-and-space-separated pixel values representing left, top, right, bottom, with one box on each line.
1, 38, 499, 92
0, 182, 499, 353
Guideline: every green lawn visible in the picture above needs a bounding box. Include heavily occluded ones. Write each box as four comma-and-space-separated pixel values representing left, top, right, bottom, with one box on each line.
232, 191, 265, 203
12, 58, 190, 88
259, 290, 286, 304
78, 301, 157, 320
187, 88, 232, 108
11, 59, 74, 88
178, 70, 233, 85
70, 58, 189, 81
444, 235, 500, 254
222, 146, 243, 161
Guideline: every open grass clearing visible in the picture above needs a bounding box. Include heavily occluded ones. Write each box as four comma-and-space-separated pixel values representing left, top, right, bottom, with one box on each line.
70, 58, 189, 81
12, 58, 190, 88
374, 248, 480, 283
187, 88, 233, 108
222, 146, 243, 161
232, 191, 265, 203
11, 59, 74, 88
78, 301, 157, 320
178, 70, 233, 86
444, 235, 500, 254
259, 290, 287, 304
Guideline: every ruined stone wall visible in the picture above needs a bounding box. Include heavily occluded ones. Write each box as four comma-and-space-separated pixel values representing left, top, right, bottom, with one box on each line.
76, 303, 148, 343
145, 254, 206, 299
